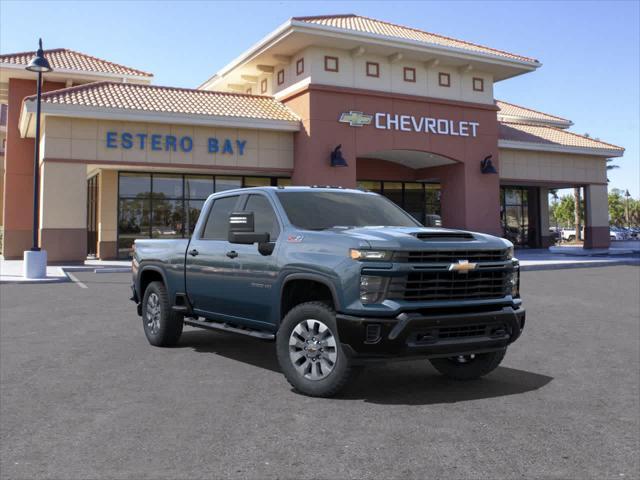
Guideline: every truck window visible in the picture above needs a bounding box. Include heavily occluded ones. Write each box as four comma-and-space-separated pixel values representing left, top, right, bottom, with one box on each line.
201, 196, 239, 240
244, 194, 280, 240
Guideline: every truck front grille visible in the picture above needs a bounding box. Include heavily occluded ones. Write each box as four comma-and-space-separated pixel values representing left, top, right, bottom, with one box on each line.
394, 249, 508, 263
388, 270, 509, 301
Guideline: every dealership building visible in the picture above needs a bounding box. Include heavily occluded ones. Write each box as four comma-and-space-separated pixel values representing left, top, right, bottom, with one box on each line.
0, 14, 624, 261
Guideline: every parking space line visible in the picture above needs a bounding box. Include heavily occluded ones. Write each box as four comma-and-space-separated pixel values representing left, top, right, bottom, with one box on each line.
66, 272, 88, 289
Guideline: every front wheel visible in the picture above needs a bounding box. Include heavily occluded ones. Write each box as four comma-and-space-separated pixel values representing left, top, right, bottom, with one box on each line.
276, 302, 359, 397
142, 281, 183, 347
429, 349, 506, 380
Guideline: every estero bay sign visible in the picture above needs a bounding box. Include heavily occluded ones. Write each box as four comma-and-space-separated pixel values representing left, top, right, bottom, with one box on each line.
105, 131, 248, 155
339, 111, 480, 137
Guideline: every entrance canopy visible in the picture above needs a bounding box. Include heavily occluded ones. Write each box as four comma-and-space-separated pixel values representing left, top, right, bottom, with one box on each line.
358, 149, 456, 169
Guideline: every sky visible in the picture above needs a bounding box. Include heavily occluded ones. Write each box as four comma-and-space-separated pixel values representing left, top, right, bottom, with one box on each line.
1, 0, 638, 197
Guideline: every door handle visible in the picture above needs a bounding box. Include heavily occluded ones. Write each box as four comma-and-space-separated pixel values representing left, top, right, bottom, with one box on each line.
226, 250, 238, 259
189, 249, 199, 257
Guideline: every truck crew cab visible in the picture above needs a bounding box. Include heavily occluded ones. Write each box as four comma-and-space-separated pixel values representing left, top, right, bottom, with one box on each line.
131, 187, 525, 397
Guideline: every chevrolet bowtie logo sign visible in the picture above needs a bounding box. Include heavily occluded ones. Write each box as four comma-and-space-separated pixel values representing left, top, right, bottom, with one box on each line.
448, 260, 478, 273
339, 111, 373, 127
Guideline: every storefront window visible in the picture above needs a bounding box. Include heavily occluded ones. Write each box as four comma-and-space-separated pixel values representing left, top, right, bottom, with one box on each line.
117, 173, 289, 258
501, 186, 537, 247
357, 180, 441, 226
244, 177, 271, 188
215, 176, 242, 192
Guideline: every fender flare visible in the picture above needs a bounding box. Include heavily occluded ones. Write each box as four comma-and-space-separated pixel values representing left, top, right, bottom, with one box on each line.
137, 264, 169, 299
279, 272, 342, 320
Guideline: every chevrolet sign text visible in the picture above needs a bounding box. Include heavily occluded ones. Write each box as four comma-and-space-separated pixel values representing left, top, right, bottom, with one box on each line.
374, 113, 479, 137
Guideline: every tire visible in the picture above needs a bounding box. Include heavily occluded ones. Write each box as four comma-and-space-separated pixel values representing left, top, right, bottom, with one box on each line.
141, 281, 183, 347
567, 235, 575, 242
429, 349, 506, 381
276, 301, 359, 397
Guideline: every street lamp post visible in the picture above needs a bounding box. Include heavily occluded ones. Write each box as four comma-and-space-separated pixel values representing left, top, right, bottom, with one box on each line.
23, 39, 53, 279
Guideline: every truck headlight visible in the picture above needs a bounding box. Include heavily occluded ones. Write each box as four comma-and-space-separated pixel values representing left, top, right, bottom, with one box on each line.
509, 267, 520, 298
506, 246, 514, 260
360, 275, 388, 304
350, 249, 392, 261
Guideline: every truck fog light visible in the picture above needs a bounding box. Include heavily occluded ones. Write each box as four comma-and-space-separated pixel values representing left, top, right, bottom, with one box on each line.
360, 275, 388, 304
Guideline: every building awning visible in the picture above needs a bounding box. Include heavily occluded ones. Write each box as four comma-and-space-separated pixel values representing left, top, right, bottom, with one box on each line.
496, 100, 573, 129
0, 48, 152, 80
19, 81, 301, 137
498, 122, 624, 157
294, 15, 539, 64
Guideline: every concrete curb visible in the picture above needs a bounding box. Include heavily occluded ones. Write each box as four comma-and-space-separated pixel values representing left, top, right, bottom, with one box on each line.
95, 267, 132, 273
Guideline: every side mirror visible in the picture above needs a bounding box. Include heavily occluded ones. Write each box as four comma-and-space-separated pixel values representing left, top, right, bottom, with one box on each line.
228, 212, 270, 244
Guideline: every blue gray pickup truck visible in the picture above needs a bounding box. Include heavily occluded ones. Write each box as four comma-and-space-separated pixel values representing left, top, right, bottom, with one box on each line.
131, 186, 525, 397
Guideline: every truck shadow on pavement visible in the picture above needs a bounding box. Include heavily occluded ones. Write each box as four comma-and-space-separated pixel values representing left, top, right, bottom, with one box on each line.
180, 329, 553, 405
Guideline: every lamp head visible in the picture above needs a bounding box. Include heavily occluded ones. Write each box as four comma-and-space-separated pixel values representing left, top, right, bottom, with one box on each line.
26, 39, 53, 73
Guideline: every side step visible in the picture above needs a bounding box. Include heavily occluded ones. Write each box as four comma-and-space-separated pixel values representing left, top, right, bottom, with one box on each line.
183, 318, 275, 341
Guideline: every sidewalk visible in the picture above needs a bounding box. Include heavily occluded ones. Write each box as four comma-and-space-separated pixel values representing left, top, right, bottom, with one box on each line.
516, 249, 639, 271
0, 258, 132, 284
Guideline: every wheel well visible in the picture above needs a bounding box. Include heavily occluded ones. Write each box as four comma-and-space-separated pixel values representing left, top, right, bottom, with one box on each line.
281, 279, 335, 319
139, 269, 164, 299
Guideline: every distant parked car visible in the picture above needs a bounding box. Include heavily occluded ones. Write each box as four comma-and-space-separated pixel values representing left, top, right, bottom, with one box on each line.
610, 228, 627, 241
561, 228, 584, 242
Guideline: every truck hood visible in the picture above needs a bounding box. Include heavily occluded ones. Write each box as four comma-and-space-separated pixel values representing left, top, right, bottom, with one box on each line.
325, 226, 511, 251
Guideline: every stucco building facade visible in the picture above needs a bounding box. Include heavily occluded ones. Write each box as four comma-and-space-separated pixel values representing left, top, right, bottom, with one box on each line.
0, 14, 624, 261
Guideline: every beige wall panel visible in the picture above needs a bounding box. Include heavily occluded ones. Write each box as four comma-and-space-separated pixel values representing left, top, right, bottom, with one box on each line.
241, 148, 259, 167
258, 149, 285, 168
44, 137, 71, 158
71, 119, 98, 140
258, 131, 280, 150
499, 149, 608, 184
122, 145, 147, 163
97, 140, 123, 161
40, 162, 86, 229
585, 184, 609, 227
45, 117, 72, 139
71, 138, 98, 161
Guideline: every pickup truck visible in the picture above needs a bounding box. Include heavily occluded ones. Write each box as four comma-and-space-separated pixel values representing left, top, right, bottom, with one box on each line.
131, 186, 525, 397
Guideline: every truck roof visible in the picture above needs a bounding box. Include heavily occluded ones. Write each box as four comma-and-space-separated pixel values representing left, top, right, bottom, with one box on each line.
213, 185, 372, 195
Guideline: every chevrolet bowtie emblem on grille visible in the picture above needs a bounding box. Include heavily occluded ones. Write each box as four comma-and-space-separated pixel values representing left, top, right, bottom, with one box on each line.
448, 259, 478, 273
338, 111, 373, 127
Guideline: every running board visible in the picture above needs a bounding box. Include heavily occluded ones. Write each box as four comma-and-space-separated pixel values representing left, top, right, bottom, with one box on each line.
183, 318, 275, 341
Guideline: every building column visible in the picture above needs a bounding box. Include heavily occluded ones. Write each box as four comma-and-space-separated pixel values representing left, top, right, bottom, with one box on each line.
39, 161, 87, 262
539, 187, 553, 247
98, 170, 118, 259
423, 161, 502, 236
1, 78, 66, 259
584, 184, 610, 249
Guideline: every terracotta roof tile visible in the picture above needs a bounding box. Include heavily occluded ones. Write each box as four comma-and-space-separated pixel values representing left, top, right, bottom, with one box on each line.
496, 100, 571, 126
0, 48, 152, 77
499, 122, 623, 153
27, 82, 299, 122
293, 14, 538, 64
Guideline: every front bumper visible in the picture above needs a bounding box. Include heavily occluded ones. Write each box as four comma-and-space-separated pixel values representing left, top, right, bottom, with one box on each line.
336, 306, 525, 360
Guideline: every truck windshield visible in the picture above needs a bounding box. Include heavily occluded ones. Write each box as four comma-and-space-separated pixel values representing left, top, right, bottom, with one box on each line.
276, 191, 421, 230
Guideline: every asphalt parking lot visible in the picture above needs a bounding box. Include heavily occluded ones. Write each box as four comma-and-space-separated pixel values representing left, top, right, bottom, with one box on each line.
1, 266, 639, 479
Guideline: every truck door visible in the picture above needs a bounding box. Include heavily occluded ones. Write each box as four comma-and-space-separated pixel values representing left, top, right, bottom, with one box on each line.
185, 194, 242, 319
224, 193, 281, 326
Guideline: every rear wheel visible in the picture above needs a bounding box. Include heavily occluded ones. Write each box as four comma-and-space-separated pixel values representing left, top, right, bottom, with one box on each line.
276, 302, 359, 397
142, 281, 183, 347
429, 349, 506, 380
